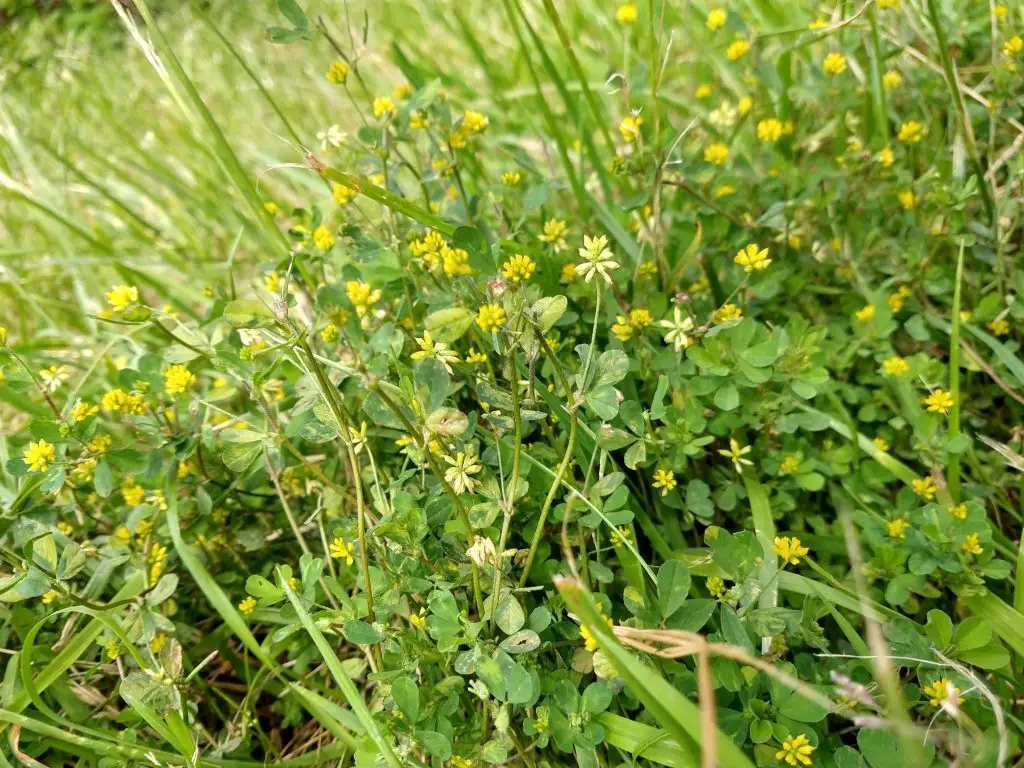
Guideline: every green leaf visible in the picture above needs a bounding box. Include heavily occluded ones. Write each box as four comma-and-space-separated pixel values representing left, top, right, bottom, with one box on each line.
418, 731, 452, 759
595, 349, 630, 387
424, 307, 476, 343
222, 441, 263, 473
713, 383, 740, 411
586, 385, 619, 420
533, 295, 568, 333
277, 0, 309, 30
954, 616, 991, 651
657, 561, 691, 620
392, 677, 419, 722
343, 620, 384, 645
496, 591, 526, 635
924, 609, 952, 647
223, 299, 274, 327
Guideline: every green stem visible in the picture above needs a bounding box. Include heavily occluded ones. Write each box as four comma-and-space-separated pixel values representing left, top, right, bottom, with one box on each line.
490, 346, 522, 632
948, 242, 965, 502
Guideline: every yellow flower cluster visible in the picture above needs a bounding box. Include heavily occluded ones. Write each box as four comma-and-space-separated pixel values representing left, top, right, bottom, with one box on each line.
611, 308, 653, 342
450, 110, 489, 148
734, 243, 771, 273
502, 254, 536, 283
579, 611, 613, 652
23, 439, 55, 473
652, 469, 676, 495
165, 365, 197, 395
102, 388, 148, 415
773, 536, 809, 565
106, 285, 139, 313
325, 60, 349, 84
333, 183, 357, 206
346, 280, 382, 318
410, 230, 448, 267
442, 246, 472, 277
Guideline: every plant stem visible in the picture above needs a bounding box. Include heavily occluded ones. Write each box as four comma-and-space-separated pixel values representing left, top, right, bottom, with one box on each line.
948, 242, 965, 502
490, 346, 522, 632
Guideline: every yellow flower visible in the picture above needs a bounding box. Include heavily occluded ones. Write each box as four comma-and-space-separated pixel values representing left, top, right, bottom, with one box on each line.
313, 224, 336, 251
726, 37, 750, 60
923, 389, 954, 414
887, 518, 908, 539
949, 503, 968, 520
706, 8, 726, 30
994, 4, 1007, 19
695, 83, 713, 99
776, 733, 816, 766
441, 246, 472, 276
960, 310, 972, 323
71, 400, 99, 421
887, 285, 911, 311
1003, 35, 1023, 58
961, 533, 983, 556
612, 526, 632, 548
987, 318, 1010, 336
619, 114, 644, 142
882, 357, 910, 377
165, 365, 197, 395
150, 633, 168, 653
855, 305, 876, 322
409, 608, 427, 630
394, 82, 412, 100
923, 678, 963, 707
757, 118, 783, 142
373, 96, 396, 119
333, 183, 357, 206
501, 171, 522, 186
42, 590, 58, 605
326, 60, 349, 84
502, 253, 536, 283
101, 388, 148, 415
877, 147, 894, 168
878, 0, 899, 7
704, 142, 729, 165
738, 97, 752, 115
579, 612, 613, 652
898, 121, 924, 143
330, 537, 355, 564
780, 455, 801, 475
410, 331, 460, 374
715, 184, 736, 198
462, 110, 490, 135
105, 640, 121, 661
773, 536, 809, 566
706, 576, 726, 598
57, 521, 73, 536
630, 308, 653, 328
823, 52, 847, 74
409, 111, 429, 129
321, 324, 339, 343
638, 262, 659, 280
560, 263, 577, 282
616, 2, 637, 23
652, 469, 676, 496
23, 440, 56, 473
476, 304, 506, 333
912, 476, 937, 500
106, 285, 139, 312
713, 303, 743, 324
898, 190, 919, 210
346, 280, 382, 317
719, 438, 753, 472
539, 218, 568, 251
466, 348, 488, 364
73, 458, 97, 482
883, 71, 902, 89
734, 243, 771, 272
88, 434, 113, 454
808, 17, 828, 30
872, 436, 890, 452
239, 596, 258, 616
611, 316, 635, 342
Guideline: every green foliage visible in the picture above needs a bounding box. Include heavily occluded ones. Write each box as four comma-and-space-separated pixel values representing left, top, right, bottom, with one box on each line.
1, 0, 1023, 767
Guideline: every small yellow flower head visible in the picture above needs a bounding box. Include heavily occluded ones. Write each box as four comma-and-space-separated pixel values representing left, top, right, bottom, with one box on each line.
239, 596, 258, 616
264, 271, 281, 293
106, 285, 139, 312
329, 536, 355, 565
883, 70, 902, 89
773, 536, 809, 566
695, 83, 713, 99
887, 518, 908, 539
987, 318, 1010, 336
923, 389, 954, 414
373, 96, 396, 119
23, 440, 56, 473
949, 503, 968, 520
612, 316, 635, 342
0, 326, 6, 346
776, 733, 816, 766
264, 201, 278, 215
409, 607, 427, 630
619, 114, 644, 142
466, 348, 487, 364
333, 183, 357, 206
461, 110, 490, 135
326, 60, 349, 84
808, 17, 828, 30
73, 458, 97, 482
898, 190, 919, 210
757, 118, 783, 142
502, 253, 536, 283
726, 37, 750, 60
872, 436, 890, 452
638, 261, 659, 280
501, 170, 522, 186
57, 521, 74, 536
476, 304, 507, 333
878, 0, 899, 7
42, 590, 58, 605
105, 640, 121, 661
706, 8, 726, 30
409, 110, 429, 129
713, 303, 743, 324
923, 677, 963, 708
101, 388, 148, 415
855, 305, 876, 322
410, 331, 460, 373
313, 224, 336, 251
652, 469, 676, 496
823, 52, 847, 75
704, 142, 729, 165
719, 438, 753, 471
706, 576, 726, 599
912, 476, 937, 500
738, 97, 753, 115
71, 399, 99, 421
1003, 35, 1023, 58
883, 356, 910, 377
898, 120, 924, 143
579, 612, 613, 652
394, 82, 412, 100
780, 455, 801, 475
616, 2, 637, 23
346, 280, 382, 317
441, 246, 472, 277
715, 184, 736, 198
612, 526, 632, 548
877, 147, 894, 168
961, 533, 983, 556
150, 633, 168, 653
539, 218, 568, 251
321, 323, 339, 343
164, 365, 197, 395
734, 243, 771, 273
88, 434, 113, 454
